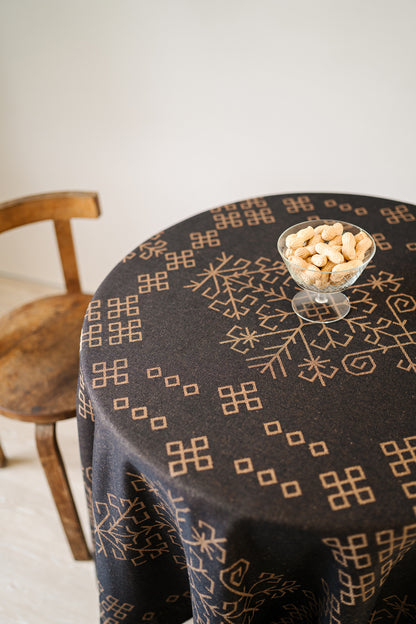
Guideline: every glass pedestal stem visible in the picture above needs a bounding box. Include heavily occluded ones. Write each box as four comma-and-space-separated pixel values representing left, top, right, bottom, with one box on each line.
314, 293, 329, 304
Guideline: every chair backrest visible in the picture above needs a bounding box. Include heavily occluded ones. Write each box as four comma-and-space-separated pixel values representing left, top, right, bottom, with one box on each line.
0, 191, 101, 293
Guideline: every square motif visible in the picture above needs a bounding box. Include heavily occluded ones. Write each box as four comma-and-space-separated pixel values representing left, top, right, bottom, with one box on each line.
403, 481, 416, 498
286, 431, 305, 446
346, 466, 364, 480
357, 488, 376, 504
264, 421, 282, 436
151, 417, 167, 430
166, 441, 182, 455
241, 381, 256, 393
183, 384, 199, 396
165, 375, 180, 387
281, 481, 302, 498
131, 406, 148, 420
193, 436, 209, 449
309, 441, 328, 457
320, 471, 337, 487
196, 457, 213, 470
218, 385, 233, 398
113, 397, 129, 410
234, 458, 254, 474
380, 441, 398, 455
169, 461, 187, 476
257, 469, 277, 486
147, 367, 162, 378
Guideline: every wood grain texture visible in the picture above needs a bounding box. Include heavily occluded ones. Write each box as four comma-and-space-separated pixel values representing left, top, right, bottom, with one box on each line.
0, 191, 100, 560
0, 191, 100, 233
0, 439, 6, 467
0, 293, 91, 421
36, 423, 90, 560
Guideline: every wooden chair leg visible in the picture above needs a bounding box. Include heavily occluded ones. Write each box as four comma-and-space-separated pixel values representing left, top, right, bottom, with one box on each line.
0, 439, 6, 467
35, 423, 91, 561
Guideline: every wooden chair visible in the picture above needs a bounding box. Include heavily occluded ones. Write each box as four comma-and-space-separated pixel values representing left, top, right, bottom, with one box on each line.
0, 191, 101, 560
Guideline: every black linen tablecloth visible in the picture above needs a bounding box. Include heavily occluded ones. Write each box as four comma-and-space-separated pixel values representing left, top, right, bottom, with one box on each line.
77, 193, 416, 624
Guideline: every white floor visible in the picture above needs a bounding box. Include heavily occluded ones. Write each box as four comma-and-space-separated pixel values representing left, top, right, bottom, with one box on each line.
0, 276, 192, 624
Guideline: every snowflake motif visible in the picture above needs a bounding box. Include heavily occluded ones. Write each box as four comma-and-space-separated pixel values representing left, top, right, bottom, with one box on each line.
298, 355, 338, 384
185, 255, 416, 386
184, 521, 227, 562
366, 271, 403, 292
93, 475, 186, 567
370, 594, 416, 623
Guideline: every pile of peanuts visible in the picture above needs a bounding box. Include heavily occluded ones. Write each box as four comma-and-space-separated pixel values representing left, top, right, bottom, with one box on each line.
284, 222, 373, 289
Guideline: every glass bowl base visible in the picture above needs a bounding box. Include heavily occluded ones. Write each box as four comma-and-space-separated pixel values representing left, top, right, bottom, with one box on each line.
292, 290, 351, 323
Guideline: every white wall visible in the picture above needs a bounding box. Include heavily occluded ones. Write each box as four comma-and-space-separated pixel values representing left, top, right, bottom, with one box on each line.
1, 0, 415, 293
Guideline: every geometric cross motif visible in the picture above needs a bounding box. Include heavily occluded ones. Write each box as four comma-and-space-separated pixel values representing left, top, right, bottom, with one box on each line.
381, 436, 416, 502
322, 534, 372, 569
376, 524, 416, 585
380, 204, 415, 224
77, 385, 95, 422
242, 207, 275, 226
86, 299, 101, 321
282, 195, 315, 213
100, 594, 135, 622
218, 381, 262, 415
189, 230, 221, 249
108, 319, 142, 345
166, 436, 213, 477
165, 250, 195, 271
320, 466, 376, 511
137, 272, 169, 293
107, 295, 139, 318
80, 323, 102, 348
77, 373, 95, 421
210, 198, 275, 229
92, 358, 129, 388
380, 436, 416, 478
212, 210, 244, 230
338, 570, 376, 605
239, 197, 269, 210
372, 232, 392, 251
323, 524, 416, 607
211, 203, 237, 213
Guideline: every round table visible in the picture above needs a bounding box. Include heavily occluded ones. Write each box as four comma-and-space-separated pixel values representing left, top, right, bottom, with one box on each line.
77, 192, 416, 624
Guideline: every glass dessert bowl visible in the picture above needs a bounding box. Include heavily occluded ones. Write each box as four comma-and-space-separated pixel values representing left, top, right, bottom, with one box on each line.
277, 219, 376, 323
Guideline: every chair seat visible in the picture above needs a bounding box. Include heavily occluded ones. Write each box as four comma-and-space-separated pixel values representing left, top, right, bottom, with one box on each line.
0, 293, 91, 422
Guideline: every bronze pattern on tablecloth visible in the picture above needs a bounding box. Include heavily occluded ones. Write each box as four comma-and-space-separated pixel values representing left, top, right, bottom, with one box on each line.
78, 193, 416, 624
